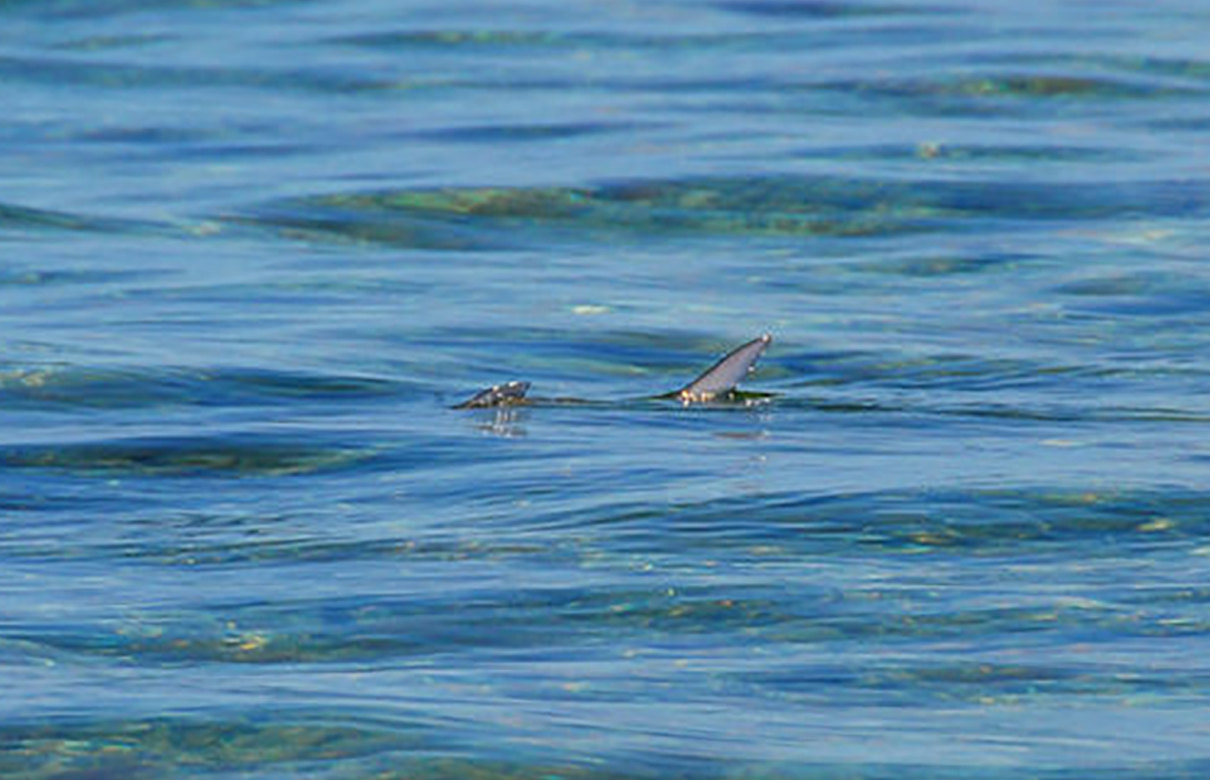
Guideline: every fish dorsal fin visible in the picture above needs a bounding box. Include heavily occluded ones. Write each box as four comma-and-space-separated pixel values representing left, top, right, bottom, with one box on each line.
675, 334, 772, 403
453, 380, 531, 409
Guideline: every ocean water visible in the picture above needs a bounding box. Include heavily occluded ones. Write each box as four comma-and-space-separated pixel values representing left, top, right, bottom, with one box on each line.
3, 0, 1210, 777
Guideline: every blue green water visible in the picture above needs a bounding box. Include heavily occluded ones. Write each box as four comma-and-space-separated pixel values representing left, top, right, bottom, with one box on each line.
4, 0, 1210, 777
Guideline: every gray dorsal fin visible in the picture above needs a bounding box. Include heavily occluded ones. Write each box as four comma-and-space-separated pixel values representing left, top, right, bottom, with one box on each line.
675, 333, 772, 403
453, 380, 531, 409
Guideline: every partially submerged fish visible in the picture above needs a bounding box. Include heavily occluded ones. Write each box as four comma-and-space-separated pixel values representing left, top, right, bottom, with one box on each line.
454, 334, 772, 409
453, 380, 532, 410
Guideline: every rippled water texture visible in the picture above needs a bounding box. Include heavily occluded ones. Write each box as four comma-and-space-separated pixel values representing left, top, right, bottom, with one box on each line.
3, 0, 1210, 778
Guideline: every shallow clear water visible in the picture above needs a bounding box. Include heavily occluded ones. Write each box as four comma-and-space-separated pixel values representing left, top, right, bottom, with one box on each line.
3, 1, 1210, 778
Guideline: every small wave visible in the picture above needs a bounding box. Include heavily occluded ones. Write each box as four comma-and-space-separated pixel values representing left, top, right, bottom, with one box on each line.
0, 52, 388, 95
815, 72, 1207, 119
0, 365, 403, 409
236, 174, 1210, 249
718, 0, 945, 19
531, 485, 1210, 558
0, 200, 147, 235
407, 120, 663, 144
2, 436, 371, 477
0, 714, 420, 778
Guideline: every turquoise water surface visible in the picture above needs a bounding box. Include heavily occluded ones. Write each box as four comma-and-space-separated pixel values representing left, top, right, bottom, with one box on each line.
4, 1, 1210, 778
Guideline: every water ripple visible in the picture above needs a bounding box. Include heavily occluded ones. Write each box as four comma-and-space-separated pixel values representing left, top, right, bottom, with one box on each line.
2, 436, 372, 477
236, 175, 1210, 249
0, 365, 403, 409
